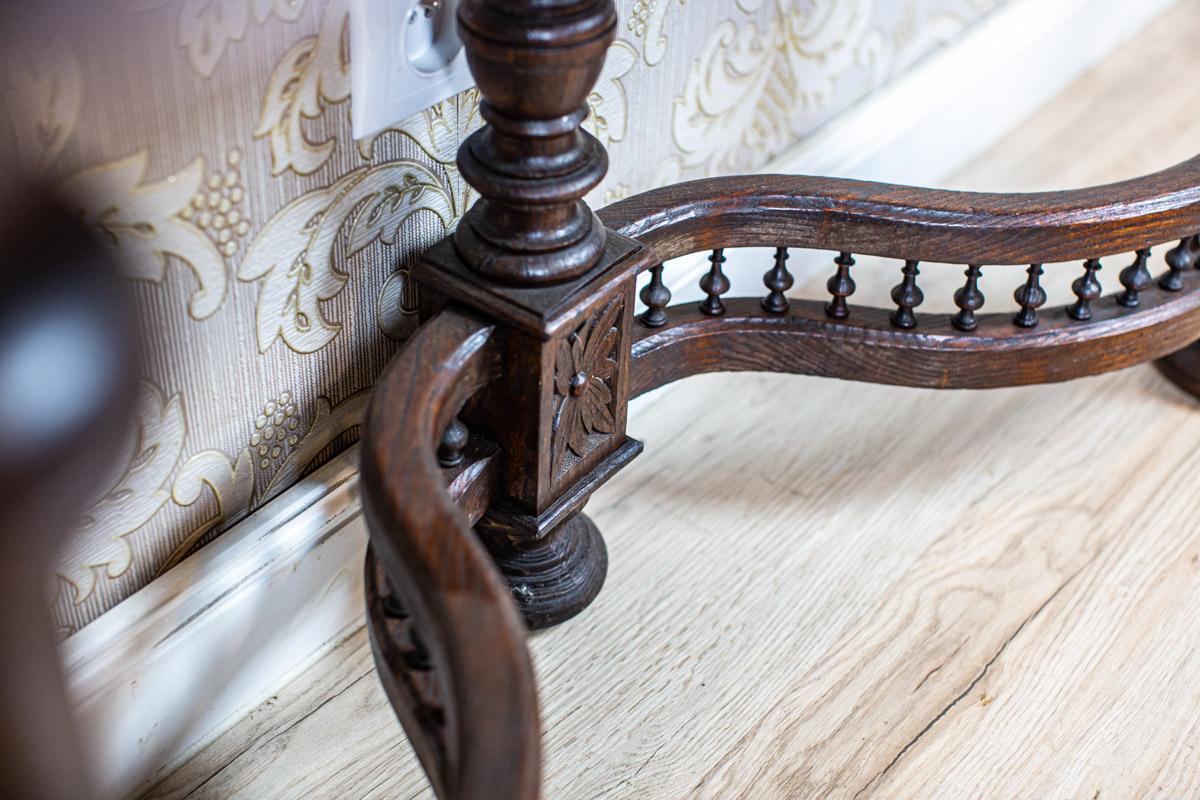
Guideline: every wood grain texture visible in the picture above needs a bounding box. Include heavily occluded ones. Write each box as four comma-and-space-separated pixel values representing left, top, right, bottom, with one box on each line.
629, 278, 1200, 396
358, 307, 540, 800
598, 159, 1200, 267
148, 3, 1200, 798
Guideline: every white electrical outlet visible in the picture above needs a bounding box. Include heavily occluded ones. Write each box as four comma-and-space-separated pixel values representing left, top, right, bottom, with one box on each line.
349, 0, 476, 140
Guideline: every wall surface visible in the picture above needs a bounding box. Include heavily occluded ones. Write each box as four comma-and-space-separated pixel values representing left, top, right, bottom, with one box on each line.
1, 0, 1002, 636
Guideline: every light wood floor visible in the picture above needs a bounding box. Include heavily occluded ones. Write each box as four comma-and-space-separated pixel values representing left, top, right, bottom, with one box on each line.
148, 4, 1200, 798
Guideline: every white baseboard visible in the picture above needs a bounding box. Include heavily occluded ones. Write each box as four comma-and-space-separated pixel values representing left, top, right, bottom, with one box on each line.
62, 450, 367, 799
61, 1, 1175, 796
771, 0, 1176, 184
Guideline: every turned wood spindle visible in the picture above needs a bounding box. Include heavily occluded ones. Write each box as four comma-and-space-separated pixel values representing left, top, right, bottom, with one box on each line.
1160, 238, 1198, 291
436, 415, 469, 468
699, 248, 730, 317
1013, 264, 1047, 328
825, 251, 856, 319
1067, 258, 1102, 321
761, 247, 793, 313
639, 264, 671, 327
453, 0, 617, 285
1117, 248, 1152, 308
889, 260, 924, 329
952, 264, 985, 331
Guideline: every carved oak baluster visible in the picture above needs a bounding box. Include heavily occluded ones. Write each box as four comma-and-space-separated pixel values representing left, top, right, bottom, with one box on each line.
1160, 238, 1198, 291
410, 0, 644, 634
699, 248, 730, 317
1013, 264, 1047, 327
639, 264, 670, 327
453, 0, 614, 283
952, 264, 985, 331
437, 416, 469, 468
1117, 249, 1152, 308
825, 251, 855, 319
889, 260, 924, 328
1067, 258, 1102, 320
761, 247, 793, 313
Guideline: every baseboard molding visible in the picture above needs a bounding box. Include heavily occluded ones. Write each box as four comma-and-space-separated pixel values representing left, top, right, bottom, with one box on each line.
61, 1, 1174, 796
62, 449, 368, 799
770, 0, 1176, 183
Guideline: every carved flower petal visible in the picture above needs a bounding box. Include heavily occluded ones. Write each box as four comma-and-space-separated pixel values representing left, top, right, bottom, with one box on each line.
594, 326, 620, 362
587, 376, 612, 407
582, 299, 622, 366
580, 395, 599, 433
567, 402, 590, 457
570, 330, 586, 372
594, 355, 618, 382
589, 396, 616, 435
555, 339, 574, 395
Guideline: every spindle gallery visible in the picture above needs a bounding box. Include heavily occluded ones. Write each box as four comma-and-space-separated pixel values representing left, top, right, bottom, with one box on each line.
357, 1, 1200, 798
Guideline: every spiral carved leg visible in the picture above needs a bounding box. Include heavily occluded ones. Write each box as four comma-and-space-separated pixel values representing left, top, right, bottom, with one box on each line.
1155, 341, 1200, 399
477, 513, 608, 630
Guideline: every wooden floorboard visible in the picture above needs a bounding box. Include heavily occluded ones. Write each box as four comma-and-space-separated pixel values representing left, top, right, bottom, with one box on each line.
146, 3, 1200, 797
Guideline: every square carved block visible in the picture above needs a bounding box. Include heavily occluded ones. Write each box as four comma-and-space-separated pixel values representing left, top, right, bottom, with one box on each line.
415, 229, 656, 529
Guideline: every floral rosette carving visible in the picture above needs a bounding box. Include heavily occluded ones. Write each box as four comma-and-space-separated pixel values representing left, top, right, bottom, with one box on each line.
552, 298, 622, 471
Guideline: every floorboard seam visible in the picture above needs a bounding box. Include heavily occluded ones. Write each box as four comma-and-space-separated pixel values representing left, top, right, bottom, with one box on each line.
849, 558, 1094, 799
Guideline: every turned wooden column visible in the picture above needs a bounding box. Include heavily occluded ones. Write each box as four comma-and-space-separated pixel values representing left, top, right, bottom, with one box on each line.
454, 0, 614, 285
414, 0, 654, 628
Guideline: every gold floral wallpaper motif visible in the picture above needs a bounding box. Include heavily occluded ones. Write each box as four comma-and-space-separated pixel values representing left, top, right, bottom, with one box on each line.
0, 0, 1004, 636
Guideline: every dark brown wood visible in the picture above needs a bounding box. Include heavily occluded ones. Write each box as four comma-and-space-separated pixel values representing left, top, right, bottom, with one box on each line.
629, 278, 1200, 397
1118, 249, 1153, 308
825, 251, 856, 319
437, 416, 470, 468
1013, 264, 1047, 327
598, 161, 1200, 265
889, 259, 924, 329
761, 247, 793, 314
360, 307, 540, 800
454, 0, 616, 284
407, 0, 648, 629
952, 265, 985, 331
639, 264, 671, 327
475, 513, 608, 630
698, 248, 730, 316
1067, 258, 1103, 321
356, 5, 1200, 799
1160, 237, 1199, 291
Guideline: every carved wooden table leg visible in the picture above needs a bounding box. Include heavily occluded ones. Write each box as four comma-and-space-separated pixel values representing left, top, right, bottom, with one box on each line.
476, 513, 607, 630
1156, 342, 1200, 397
410, 0, 652, 628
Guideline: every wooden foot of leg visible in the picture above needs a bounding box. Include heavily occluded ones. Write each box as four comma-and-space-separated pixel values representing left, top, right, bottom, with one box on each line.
477, 513, 608, 630
1155, 341, 1200, 399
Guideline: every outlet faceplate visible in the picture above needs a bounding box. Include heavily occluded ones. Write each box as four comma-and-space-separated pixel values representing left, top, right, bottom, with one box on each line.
349, 0, 476, 140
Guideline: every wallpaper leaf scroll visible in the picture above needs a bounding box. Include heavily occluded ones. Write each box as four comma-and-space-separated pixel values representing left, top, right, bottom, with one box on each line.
671, 0, 873, 175
65, 383, 186, 604
59, 152, 229, 320
239, 159, 454, 353
2, 34, 83, 174
586, 40, 638, 145
255, 0, 349, 176
154, 446, 256, 576
180, 0, 309, 77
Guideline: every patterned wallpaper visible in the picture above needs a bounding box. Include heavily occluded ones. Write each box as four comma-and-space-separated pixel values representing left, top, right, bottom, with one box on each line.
0, 0, 1003, 637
